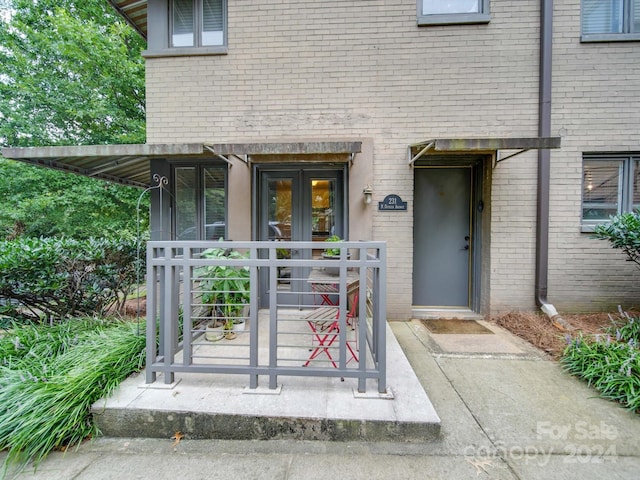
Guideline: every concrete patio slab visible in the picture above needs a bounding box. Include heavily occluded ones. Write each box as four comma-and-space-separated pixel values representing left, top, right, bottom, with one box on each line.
92, 321, 441, 442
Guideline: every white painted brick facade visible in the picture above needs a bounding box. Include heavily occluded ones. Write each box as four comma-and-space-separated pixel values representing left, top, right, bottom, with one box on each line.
144, 0, 640, 317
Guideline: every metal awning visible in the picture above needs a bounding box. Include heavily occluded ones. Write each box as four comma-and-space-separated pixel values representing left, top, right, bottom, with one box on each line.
409, 137, 561, 166
1, 141, 362, 188
107, 1, 148, 39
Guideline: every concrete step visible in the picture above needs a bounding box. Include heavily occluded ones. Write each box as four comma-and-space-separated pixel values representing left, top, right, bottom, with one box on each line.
92, 323, 441, 443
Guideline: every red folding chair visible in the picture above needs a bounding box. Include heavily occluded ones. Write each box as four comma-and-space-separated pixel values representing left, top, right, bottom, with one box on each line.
303, 293, 359, 368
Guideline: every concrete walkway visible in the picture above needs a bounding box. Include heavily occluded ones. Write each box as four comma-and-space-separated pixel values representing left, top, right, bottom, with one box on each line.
3, 319, 640, 479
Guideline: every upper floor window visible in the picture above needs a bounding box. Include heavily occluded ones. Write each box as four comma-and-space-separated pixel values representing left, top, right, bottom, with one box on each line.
417, 0, 490, 26
582, 154, 640, 231
171, 0, 225, 47
582, 0, 640, 42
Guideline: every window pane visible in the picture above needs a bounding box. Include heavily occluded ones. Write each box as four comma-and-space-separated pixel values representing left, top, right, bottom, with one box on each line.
633, 0, 640, 32
202, 0, 224, 46
582, 161, 622, 221
175, 167, 197, 240
172, 0, 194, 47
311, 179, 336, 241
203, 167, 226, 240
422, 0, 479, 15
582, 0, 623, 34
268, 179, 292, 241
633, 159, 640, 211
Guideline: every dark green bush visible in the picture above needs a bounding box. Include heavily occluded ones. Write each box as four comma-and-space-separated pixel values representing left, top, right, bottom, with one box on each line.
594, 211, 640, 268
0, 237, 145, 322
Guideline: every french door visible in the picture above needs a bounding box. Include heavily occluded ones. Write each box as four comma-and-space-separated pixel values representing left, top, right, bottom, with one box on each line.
256, 166, 346, 307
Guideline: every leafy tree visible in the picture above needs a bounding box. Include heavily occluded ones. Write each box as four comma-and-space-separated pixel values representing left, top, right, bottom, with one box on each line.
0, 0, 148, 239
0, 158, 148, 239
0, 0, 146, 146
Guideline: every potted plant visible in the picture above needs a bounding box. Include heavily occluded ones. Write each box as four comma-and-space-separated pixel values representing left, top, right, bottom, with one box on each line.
197, 247, 250, 341
322, 234, 343, 257
322, 235, 349, 275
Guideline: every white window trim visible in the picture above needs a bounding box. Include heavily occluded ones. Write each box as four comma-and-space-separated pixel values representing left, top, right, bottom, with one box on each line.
417, 0, 490, 26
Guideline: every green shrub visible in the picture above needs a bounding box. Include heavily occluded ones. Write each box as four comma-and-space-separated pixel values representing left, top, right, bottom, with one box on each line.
594, 211, 640, 268
0, 237, 145, 322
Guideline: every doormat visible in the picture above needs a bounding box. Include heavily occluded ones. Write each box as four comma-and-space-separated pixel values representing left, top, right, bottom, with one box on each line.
421, 319, 494, 335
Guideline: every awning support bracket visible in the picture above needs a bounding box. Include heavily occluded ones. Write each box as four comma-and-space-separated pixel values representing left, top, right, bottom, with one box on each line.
408, 142, 435, 166
204, 145, 249, 168
494, 148, 531, 167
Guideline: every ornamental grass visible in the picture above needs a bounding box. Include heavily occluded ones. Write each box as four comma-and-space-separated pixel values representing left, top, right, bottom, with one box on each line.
0, 319, 145, 475
561, 311, 640, 413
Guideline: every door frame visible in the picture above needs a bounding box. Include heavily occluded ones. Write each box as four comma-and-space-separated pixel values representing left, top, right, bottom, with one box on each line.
253, 163, 349, 307
412, 156, 485, 313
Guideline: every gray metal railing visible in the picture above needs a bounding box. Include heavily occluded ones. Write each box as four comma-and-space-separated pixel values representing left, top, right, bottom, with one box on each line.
145, 241, 387, 393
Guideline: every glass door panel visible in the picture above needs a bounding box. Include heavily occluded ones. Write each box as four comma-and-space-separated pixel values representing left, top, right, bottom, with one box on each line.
311, 179, 336, 242
258, 168, 345, 307
267, 178, 295, 293
268, 179, 293, 242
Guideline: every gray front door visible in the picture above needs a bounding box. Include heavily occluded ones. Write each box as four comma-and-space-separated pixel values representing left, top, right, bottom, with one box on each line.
413, 166, 473, 308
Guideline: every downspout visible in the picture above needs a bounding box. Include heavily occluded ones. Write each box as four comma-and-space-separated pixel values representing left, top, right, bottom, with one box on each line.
536, 0, 572, 330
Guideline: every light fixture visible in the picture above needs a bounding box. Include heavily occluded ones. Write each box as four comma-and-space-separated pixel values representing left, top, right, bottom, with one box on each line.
363, 184, 373, 204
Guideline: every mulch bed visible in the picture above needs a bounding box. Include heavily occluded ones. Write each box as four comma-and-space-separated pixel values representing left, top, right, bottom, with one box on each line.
491, 311, 628, 360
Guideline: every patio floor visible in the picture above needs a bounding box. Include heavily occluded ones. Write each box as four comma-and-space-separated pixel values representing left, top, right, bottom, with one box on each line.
91, 312, 441, 442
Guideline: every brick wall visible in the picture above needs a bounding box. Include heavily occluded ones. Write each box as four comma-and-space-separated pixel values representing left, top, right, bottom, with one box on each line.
545, 0, 640, 312
144, 0, 639, 316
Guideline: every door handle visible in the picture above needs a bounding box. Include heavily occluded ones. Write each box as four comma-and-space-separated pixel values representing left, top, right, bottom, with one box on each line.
461, 245, 469, 251
464, 236, 470, 241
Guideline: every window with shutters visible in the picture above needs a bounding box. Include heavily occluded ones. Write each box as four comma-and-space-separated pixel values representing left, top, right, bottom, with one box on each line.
582, 0, 640, 42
